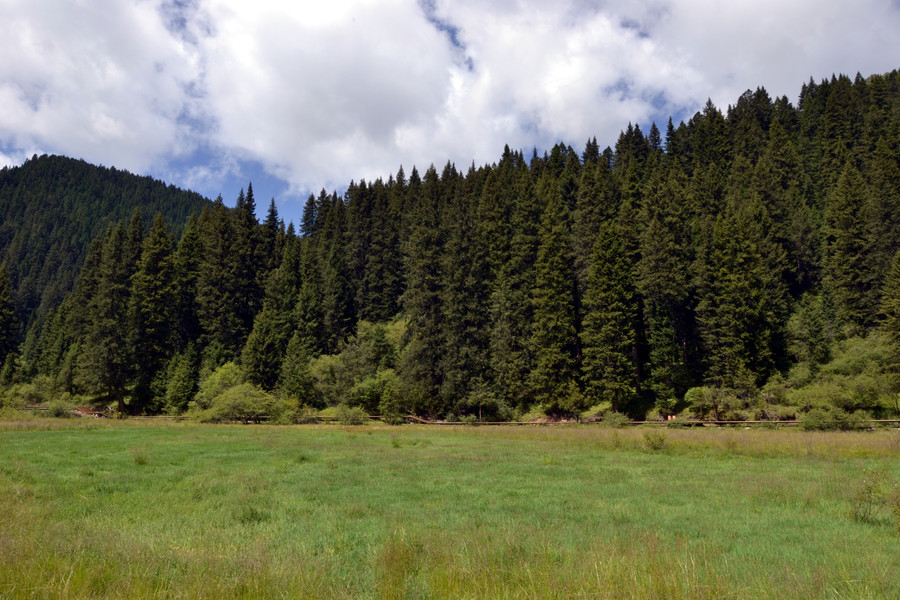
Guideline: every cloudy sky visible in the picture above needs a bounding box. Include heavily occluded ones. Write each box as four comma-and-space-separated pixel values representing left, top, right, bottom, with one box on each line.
2, 0, 899, 224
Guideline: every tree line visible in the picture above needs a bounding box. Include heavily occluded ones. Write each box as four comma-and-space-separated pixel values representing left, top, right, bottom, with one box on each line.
2, 70, 900, 422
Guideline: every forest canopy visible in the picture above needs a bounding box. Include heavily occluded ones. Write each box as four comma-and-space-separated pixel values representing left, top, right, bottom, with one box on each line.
2, 70, 900, 424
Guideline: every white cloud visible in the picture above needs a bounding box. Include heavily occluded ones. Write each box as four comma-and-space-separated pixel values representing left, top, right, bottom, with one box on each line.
0, 0, 200, 172
0, 0, 898, 211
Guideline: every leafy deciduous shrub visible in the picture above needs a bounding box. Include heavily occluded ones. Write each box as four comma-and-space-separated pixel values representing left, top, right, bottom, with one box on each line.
47, 399, 74, 418
197, 382, 278, 423
800, 407, 870, 431
191, 362, 243, 411
335, 403, 368, 425
602, 411, 631, 428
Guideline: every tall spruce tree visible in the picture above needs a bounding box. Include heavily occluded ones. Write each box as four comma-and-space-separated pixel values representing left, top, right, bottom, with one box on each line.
128, 214, 176, 411
822, 163, 878, 334
528, 186, 580, 410
0, 262, 18, 372
580, 222, 637, 412
76, 224, 134, 413
399, 165, 446, 414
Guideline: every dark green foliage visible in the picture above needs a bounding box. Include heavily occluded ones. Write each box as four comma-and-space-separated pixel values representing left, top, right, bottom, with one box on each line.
528, 187, 580, 410
0, 155, 207, 332
0, 262, 19, 368
8, 69, 900, 422
581, 222, 637, 412
278, 332, 319, 407
164, 344, 199, 414
129, 214, 176, 410
823, 163, 879, 334
75, 224, 135, 413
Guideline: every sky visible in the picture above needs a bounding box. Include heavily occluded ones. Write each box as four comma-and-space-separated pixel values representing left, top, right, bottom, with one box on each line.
1, 0, 899, 226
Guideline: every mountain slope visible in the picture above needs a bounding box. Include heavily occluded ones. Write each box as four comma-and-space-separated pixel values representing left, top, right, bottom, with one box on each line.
0, 154, 210, 328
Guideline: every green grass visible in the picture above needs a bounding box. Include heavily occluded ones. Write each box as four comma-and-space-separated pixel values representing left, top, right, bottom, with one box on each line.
1, 421, 899, 599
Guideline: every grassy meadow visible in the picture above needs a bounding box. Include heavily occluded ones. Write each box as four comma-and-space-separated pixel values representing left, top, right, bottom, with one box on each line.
1, 420, 899, 599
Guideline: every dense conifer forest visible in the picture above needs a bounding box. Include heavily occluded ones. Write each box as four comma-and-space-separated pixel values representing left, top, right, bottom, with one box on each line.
2, 70, 900, 423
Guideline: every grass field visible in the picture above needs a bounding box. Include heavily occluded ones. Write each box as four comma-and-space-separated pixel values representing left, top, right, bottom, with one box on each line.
1, 420, 899, 599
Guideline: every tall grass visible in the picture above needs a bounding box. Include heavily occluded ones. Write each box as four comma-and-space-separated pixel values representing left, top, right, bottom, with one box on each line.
1, 421, 899, 598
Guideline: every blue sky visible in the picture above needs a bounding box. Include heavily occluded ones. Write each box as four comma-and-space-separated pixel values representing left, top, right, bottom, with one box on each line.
2, 0, 899, 226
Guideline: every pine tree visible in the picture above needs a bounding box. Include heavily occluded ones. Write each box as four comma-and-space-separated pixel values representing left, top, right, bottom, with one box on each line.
880, 249, 900, 347
279, 332, 318, 407
439, 165, 490, 404
528, 187, 580, 410
171, 214, 202, 350
195, 198, 242, 363
822, 163, 878, 334
580, 222, 637, 412
399, 165, 446, 414
164, 343, 199, 414
0, 262, 19, 368
231, 184, 264, 345
129, 214, 176, 411
76, 224, 134, 413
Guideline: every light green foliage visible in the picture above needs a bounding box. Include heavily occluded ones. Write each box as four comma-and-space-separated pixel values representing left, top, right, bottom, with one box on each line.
456, 384, 514, 422
800, 407, 870, 431
334, 403, 368, 425
0, 375, 60, 409
378, 375, 405, 424
601, 411, 631, 428
786, 334, 898, 416
307, 320, 402, 408
197, 383, 278, 423
191, 361, 243, 411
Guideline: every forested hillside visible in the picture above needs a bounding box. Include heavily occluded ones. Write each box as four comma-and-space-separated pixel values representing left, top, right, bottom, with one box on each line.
0, 155, 209, 329
2, 71, 900, 423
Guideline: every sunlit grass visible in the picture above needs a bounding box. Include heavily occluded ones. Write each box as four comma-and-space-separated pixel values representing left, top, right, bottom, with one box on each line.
2, 421, 899, 598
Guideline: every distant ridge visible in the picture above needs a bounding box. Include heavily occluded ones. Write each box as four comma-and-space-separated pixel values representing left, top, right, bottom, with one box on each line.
0, 154, 211, 329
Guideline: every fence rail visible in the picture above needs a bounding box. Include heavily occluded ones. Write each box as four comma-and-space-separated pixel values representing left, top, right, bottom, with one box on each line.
18, 405, 900, 427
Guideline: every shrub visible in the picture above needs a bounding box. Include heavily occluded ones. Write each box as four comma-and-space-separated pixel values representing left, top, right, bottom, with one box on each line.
457, 386, 513, 422
602, 411, 631, 428
192, 362, 243, 410
198, 383, 276, 423
800, 407, 870, 431
378, 375, 405, 425
47, 399, 74, 418
851, 469, 890, 523
336, 403, 368, 425
684, 387, 713, 419
643, 430, 668, 451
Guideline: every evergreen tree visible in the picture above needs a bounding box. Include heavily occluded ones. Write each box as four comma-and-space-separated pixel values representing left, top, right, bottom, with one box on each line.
76, 224, 134, 413
880, 249, 900, 347
0, 262, 19, 369
231, 184, 264, 345
164, 343, 199, 414
399, 165, 446, 414
129, 214, 176, 411
580, 222, 637, 412
822, 163, 878, 334
195, 198, 242, 362
528, 188, 580, 410
279, 332, 318, 407
171, 214, 202, 349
